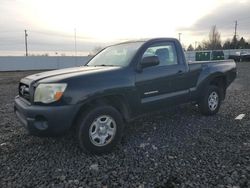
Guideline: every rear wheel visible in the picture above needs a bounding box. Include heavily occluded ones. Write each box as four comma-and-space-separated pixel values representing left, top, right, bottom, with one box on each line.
76, 105, 124, 154
199, 85, 221, 116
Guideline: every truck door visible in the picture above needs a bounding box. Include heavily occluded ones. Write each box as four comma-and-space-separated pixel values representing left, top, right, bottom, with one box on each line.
135, 41, 190, 112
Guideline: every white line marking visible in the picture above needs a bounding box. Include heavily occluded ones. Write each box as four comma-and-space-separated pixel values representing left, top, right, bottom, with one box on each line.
144, 90, 159, 95
0, 143, 7, 146
235, 114, 245, 120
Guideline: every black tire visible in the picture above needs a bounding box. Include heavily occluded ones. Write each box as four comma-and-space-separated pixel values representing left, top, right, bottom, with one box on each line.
198, 85, 221, 116
76, 105, 124, 154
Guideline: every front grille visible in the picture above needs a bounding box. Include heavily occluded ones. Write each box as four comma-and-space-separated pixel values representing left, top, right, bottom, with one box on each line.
19, 83, 30, 101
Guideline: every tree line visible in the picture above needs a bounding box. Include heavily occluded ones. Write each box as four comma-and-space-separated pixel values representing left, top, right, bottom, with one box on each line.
187, 25, 250, 51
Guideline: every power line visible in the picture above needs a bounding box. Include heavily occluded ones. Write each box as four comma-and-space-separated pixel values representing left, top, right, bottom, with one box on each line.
0, 30, 23, 33
29, 30, 95, 41
237, 22, 250, 27
237, 16, 250, 21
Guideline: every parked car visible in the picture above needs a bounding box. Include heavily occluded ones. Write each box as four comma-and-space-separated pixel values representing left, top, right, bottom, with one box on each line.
14, 38, 237, 154
229, 51, 250, 62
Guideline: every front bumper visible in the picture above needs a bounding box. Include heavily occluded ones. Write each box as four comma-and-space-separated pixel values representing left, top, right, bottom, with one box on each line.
14, 96, 80, 136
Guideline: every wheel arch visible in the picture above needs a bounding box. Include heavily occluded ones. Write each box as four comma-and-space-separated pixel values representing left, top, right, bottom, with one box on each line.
196, 72, 227, 101
71, 94, 131, 129
209, 75, 227, 100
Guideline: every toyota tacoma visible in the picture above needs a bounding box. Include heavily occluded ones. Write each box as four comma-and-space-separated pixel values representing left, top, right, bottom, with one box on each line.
14, 38, 237, 154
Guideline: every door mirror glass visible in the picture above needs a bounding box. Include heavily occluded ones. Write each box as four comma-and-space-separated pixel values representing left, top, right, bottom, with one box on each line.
141, 56, 160, 68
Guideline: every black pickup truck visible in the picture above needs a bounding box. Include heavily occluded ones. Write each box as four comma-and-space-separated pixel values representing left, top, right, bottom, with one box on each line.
14, 38, 236, 154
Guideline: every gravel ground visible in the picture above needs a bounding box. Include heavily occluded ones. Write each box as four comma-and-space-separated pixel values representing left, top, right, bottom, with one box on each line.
0, 63, 250, 188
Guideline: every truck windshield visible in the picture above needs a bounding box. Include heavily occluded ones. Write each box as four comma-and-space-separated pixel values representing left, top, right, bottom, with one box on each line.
87, 42, 144, 67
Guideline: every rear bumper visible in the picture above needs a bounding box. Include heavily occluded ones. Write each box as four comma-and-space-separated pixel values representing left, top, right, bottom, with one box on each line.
14, 96, 80, 136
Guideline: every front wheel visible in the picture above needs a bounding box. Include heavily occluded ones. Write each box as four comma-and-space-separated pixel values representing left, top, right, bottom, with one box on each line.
76, 105, 124, 154
198, 85, 221, 116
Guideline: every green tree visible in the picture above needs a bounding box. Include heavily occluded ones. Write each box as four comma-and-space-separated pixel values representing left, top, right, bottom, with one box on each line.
247, 40, 250, 49
223, 40, 231, 49
196, 45, 203, 51
187, 44, 194, 51
238, 37, 246, 49
231, 36, 238, 49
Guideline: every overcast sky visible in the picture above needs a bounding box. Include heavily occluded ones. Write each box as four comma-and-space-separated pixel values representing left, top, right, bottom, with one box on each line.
0, 0, 250, 56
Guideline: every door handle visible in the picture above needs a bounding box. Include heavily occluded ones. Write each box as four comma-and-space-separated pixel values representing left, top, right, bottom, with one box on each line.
177, 70, 183, 74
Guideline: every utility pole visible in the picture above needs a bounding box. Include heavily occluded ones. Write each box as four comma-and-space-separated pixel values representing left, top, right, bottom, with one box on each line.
234, 20, 238, 49
234, 20, 237, 38
24, 30, 28, 56
178, 33, 182, 43
74, 28, 77, 65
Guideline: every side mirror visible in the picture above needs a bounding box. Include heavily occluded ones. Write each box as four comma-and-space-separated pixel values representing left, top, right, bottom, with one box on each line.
141, 56, 160, 68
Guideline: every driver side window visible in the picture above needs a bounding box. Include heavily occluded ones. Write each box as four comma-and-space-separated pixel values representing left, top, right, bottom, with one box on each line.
142, 43, 178, 66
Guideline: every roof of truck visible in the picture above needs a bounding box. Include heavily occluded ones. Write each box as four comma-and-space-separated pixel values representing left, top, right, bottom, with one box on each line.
117, 37, 177, 44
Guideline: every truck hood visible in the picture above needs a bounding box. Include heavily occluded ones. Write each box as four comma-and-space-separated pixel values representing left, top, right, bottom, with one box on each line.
21, 66, 119, 85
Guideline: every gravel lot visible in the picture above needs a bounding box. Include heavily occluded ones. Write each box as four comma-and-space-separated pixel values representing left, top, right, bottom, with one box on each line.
0, 63, 250, 188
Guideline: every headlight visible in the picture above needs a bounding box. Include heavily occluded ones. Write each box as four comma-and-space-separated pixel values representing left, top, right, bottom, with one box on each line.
34, 83, 67, 104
